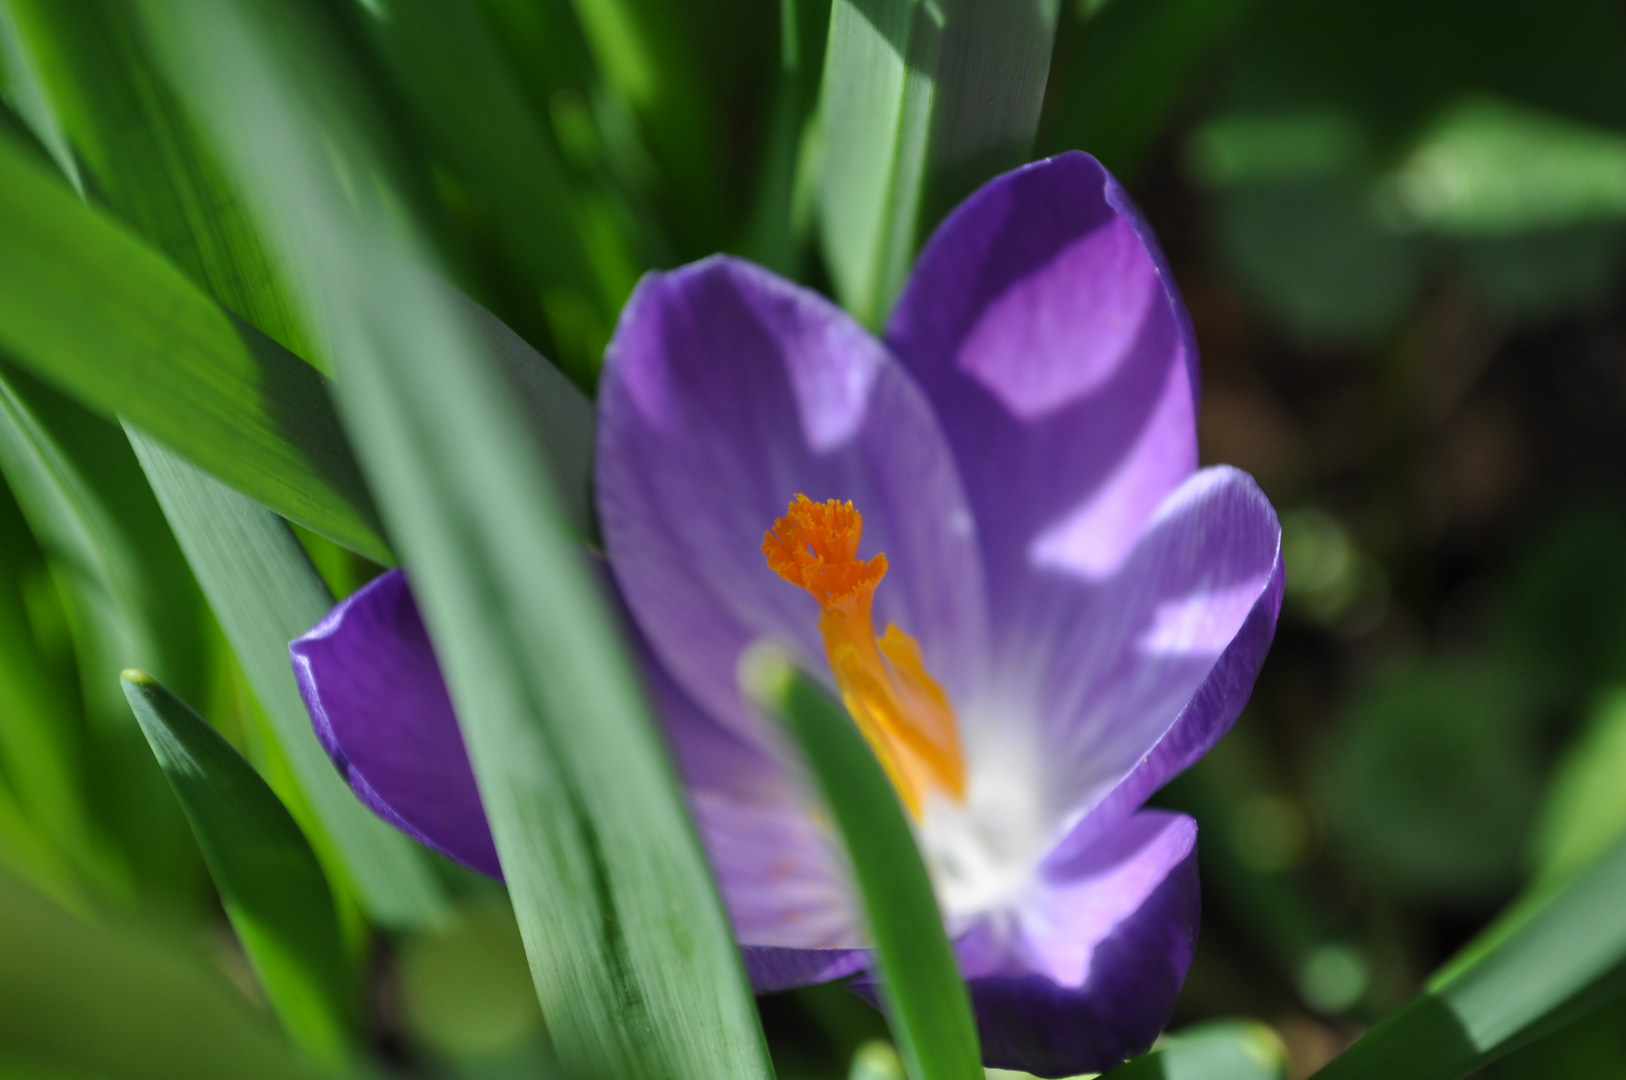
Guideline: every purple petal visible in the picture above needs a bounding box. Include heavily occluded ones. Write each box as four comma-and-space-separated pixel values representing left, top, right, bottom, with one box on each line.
291, 565, 865, 971
974, 467, 1279, 844
956, 811, 1200, 1077
655, 649, 864, 957
597, 255, 988, 748
290, 569, 501, 878
1067, 542, 1285, 857
743, 947, 871, 995
886, 151, 1199, 640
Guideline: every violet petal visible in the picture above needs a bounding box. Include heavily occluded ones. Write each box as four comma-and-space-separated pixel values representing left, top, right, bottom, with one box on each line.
958, 810, 1200, 1077
597, 255, 988, 748
290, 567, 863, 963
969, 467, 1279, 842
886, 151, 1199, 642
290, 569, 501, 878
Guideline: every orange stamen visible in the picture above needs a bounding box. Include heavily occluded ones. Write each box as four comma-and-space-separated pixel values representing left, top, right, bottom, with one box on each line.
763, 495, 966, 816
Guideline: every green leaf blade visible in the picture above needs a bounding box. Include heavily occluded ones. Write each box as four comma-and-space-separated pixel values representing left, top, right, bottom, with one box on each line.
126, 429, 446, 929
0, 866, 336, 1080
1313, 830, 1626, 1080
0, 130, 389, 563
752, 659, 982, 1080
120, 669, 352, 1067
140, 3, 775, 1078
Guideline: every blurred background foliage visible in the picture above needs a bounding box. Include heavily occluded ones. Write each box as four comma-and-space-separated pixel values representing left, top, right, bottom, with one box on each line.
0, 0, 1624, 1077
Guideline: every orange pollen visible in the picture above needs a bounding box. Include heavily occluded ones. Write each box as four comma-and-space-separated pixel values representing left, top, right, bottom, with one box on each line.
763, 495, 966, 816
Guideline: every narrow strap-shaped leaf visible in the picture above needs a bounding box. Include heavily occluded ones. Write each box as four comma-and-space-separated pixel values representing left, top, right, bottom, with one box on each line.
0, 866, 336, 1080
0, 362, 206, 720
120, 669, 352, 1067
1312, 829, 1626, 1080
0, 362, 204, 900
457, 294, 596, 538
0, 498, 117, 897
0, 129, 390, 563
126, 429, 447, 929
349, 0, 612, 385
749, 657, 982, 1080
816, 0, 1061, 325
0, 1, 82, 195
817, 0, 940, 327
1, 0, 313, 360
141, 3, 774, 1078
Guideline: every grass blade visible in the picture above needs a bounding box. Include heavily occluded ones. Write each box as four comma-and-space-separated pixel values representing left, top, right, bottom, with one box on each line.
1, 0, 314, 360
347, 0, 616, 384
120, 669, 353, 1066
748, 656, 981, 1080
142, 3, 775, 1077
127, 430, 447, 929
0, 129, 389, 563
816, 0, 1060, 325
0, 866, 336, 1080
0, 362, 203, 901
1312, 829, 1626, 1080
0, 488, 117, 902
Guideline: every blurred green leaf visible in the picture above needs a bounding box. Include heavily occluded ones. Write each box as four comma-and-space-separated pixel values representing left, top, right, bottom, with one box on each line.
1530, 689, 1626, 889
817, 0, 940, 326
127, 430, 447, 929
1, 0, 313, 359
566, 0, 730, 255
1207, 175, 1424, 346
1040, 0, 1255, 180
1501, 504, 1626, 695
458, 294, 597, 538
1381, 97, 1626, 237
0, 866, 335, 1080
1480, 996, 1626, 1080
1457, 225, 1626, 319
345, 0, 620, 385
0, 128, 390, 563
817, 0, 1060, 326
141, 3, 775, 1078
398, 898, 549, 1065
1321, 661, 1541, 902
1313, 829, 1626, 1080
749, 658, 981, 1080
1112, 1020, 1289, 1080
0, 2, 80, 195
0, 362, 203, 903
120, 670, 352, 1066
0, 477, 113, 901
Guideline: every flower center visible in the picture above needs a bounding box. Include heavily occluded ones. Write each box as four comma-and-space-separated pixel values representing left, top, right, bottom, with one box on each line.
763, 495, 966, 817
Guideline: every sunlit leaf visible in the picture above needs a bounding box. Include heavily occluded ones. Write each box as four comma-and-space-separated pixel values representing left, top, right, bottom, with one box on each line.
1529, 689, 1626, 889
1, 0, 313, 359
817, 0, 1060, 326
0, 129, 390, 563
1313, 830, 1626, 1080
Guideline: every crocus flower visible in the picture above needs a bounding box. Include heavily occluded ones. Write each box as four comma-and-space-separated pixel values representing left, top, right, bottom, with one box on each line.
291, 152, 1284, 1077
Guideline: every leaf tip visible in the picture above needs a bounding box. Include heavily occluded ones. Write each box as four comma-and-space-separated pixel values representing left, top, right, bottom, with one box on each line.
738, 641, 796, 714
